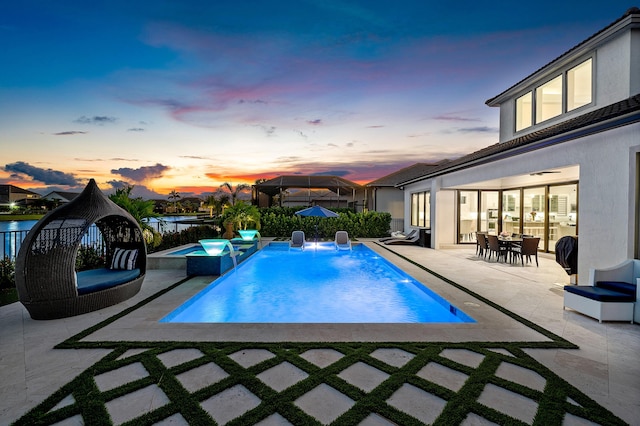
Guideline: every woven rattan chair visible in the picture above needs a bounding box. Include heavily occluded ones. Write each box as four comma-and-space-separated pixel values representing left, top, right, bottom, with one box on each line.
16, 179, 146, 320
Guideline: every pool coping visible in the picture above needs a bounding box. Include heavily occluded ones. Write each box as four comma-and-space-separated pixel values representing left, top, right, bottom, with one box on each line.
80, 242, 561, 344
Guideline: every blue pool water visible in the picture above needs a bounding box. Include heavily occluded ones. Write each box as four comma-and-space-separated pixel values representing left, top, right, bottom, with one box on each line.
161, 243, 475, 323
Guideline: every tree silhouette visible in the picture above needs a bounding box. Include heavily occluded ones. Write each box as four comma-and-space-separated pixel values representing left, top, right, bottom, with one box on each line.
218, 182, 250, 205
168, 190, 181, 213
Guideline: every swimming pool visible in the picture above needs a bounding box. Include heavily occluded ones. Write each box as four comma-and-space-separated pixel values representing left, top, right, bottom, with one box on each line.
161, 242, 475, 323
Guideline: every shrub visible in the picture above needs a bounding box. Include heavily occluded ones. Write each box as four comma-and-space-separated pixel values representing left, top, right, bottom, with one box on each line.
150, 225, 220, 253
75, 246, 106, 271
257, 207, 391, 239
0, 256, 15, 290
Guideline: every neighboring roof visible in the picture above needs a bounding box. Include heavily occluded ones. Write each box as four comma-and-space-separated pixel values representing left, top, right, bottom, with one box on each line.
366, 163, 441, 187
398, 93, 640, 186
486, 7, 640, 106
0, 184, 41, 195
0, 185, 41, 203
254, 175, 362, 196
42, 191, 80, 202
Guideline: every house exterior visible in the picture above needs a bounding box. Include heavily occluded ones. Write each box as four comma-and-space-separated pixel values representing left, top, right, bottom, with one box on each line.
0, 185, 41, 207
398, 7, 640, 284
365, 163, 440, 232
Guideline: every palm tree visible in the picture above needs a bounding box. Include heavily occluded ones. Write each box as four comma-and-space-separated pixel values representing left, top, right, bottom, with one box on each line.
219, 182, 250, 205
222, 201, 261, 231
168, 190, 181, 213
109, 185, 162, 247
204, 195, 219, 217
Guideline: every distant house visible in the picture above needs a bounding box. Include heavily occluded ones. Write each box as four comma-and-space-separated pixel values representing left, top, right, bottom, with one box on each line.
397, 7, 640, 283
253, 175, 364, 209
0, 185, 41, 207
365, 163, 440, 232
42, 191, 80, 204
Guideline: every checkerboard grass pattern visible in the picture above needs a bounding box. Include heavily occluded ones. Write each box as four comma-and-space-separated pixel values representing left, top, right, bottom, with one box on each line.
13, 340, 627, 425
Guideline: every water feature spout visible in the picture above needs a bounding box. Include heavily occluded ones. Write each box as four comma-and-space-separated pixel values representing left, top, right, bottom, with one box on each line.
237, 229, 261, 248
199, 239, 238, 269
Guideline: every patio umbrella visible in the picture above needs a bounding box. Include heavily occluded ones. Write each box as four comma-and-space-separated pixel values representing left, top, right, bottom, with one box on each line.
295, 205, 339, 218
295, 206, 339, 242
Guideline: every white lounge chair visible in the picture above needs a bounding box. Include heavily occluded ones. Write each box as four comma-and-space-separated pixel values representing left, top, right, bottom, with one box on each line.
378, 229, 417, 243
290, 230, 306, 250
384, 231, 420, 245
334, 231, 352, 250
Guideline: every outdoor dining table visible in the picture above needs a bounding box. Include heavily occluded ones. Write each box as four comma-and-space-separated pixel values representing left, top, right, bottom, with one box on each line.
498, 236, 523, 263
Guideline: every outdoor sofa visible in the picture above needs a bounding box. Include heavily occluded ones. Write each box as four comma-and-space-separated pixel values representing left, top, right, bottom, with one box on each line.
563, 259, 639, 323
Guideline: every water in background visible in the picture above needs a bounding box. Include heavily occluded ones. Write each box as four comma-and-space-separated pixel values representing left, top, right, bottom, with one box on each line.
0, 216, 201, 260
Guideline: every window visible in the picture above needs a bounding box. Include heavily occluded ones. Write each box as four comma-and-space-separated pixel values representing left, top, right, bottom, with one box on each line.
567, 58, 592, 111
458, 191, 478, 242
515, 92, 533, 132
514, 57, 593, 132
410, 191, 430, 228
536, 75, 563, 123
480, 191, 499, 235
501, 190, 520, 235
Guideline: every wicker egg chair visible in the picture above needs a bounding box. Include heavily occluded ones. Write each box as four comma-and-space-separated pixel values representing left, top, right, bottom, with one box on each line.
16, 179, 146, 320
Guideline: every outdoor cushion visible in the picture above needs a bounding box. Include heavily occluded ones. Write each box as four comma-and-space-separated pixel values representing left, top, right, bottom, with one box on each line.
564, 285, 635, 302
596, 281, 636, 295
110, 247, 138, 270
77, 268, 141, 295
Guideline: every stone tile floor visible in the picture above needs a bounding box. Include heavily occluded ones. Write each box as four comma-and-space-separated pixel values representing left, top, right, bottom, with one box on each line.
1, 242, 638, 425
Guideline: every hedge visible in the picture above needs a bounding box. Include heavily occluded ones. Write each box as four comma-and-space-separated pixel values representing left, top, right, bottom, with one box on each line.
258, 208, 391, 239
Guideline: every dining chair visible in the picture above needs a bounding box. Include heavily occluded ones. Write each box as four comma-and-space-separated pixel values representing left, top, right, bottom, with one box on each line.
486, 235, 508, 262
511, 237, 540, 266
476, 233, 489, 258
475, 232, 483, 256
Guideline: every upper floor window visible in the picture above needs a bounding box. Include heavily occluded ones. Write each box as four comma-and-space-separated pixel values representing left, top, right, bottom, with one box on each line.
515, 58, 593, 132
536, 75, 563, 123
515, 92, 532, 132
567, 58, 592, 111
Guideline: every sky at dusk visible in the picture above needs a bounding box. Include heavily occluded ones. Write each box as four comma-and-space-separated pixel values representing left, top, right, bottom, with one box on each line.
1, 1, 635, 199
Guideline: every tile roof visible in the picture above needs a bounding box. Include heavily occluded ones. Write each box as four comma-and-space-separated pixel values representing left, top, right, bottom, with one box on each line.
366, 163, 441, 187
398, 93, 640, 186
45, 191, 80, 201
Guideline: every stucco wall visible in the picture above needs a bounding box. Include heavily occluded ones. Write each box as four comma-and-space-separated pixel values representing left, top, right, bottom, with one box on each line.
374, 188, 404, 218
596, 31, 632, 105
631, 28, 640, 95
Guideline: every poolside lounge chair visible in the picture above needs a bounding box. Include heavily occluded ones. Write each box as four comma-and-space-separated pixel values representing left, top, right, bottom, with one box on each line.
378, 229, 417, 243
383, 231, 420, 245
290, 230, 306, 250
334, 231, 352, 250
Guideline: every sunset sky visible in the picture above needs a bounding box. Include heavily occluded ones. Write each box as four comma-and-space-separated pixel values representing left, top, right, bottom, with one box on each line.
0, 1, 633, 198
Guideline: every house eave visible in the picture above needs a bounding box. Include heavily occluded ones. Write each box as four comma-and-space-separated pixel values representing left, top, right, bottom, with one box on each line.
397, 109, 640, 187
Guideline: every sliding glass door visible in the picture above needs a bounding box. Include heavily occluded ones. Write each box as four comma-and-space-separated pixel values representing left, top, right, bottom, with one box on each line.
458, 191, 478, 243
548, 184, 578, 249
480, 191, 499, 235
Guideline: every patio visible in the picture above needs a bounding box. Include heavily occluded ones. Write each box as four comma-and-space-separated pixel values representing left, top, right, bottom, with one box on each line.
1, 242, 638, 424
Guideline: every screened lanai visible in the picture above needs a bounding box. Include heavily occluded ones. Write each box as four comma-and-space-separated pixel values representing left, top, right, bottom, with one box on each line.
253, 175, 364, 209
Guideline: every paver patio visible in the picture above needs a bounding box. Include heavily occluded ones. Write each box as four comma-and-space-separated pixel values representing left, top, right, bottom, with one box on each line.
1, 242, 638, 425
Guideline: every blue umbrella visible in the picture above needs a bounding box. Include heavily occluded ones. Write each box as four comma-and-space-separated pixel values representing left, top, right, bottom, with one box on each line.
295, 206, 339, 242
295, 205, 339, 218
